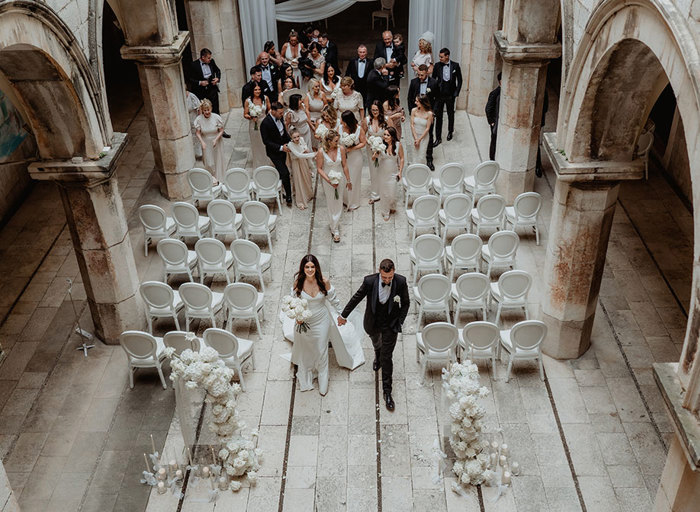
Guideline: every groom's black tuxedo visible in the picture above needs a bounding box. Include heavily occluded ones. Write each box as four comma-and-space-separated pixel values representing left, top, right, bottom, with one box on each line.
260, 114, 292, 202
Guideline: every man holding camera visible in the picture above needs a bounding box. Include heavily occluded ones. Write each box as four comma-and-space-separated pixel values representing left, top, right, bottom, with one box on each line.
189, 48, 230, 137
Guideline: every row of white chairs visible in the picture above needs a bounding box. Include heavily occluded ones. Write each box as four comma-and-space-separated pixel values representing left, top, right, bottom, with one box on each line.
139, 199, 277, 256
413, 270, 532, 326
188, 166, 283, 212
415, 319, 547, 382
407, 192, 541, 243
119, 328, 254, 390
402, 161, 500, 204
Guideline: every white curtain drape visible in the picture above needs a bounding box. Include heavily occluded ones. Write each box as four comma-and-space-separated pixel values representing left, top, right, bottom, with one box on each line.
407, 0, 463, 68
237, 0, 278, 76
276, 0, 373, 22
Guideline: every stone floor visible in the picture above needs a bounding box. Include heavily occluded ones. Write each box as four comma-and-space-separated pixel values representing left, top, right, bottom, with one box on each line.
0, 96, 687, 511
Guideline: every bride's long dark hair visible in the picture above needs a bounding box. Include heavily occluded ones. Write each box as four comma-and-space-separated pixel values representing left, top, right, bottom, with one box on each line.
294, 254, 328, 297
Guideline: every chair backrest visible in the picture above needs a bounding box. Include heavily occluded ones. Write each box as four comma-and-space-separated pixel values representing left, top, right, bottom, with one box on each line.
513, 192, 542, 220
241, 201, 271, 228
510, 320, 547, 351
417, 274, 451, 303
188, 168, 215, 195
231, 239, 262, 267
172, 202, 200, 229
157, 238, 189, 267
443, 194, 472, 222
207, 200, 237, 228
120, 331, 158, 360
474, 161, 499, 187
381, 0, 395, 10
437, 163, 464, 191
413, 234, 443, 264
179, 282, 214, 311
224, 168, 251, 195
421, 322, 458, 354
476, 194, 506, 221
139, 205, 167, 232
203, 328, 238, 359
224, 282, 259, 311
636, 131, 654, 155
404, 164, 432, 190
412, 195, 440, 221
140, 281, 176, 310
253, 166, 280, 193
488, 230, 519, 259
163, 331, 198, 355
462, 321, 499, 351
455, 272, 490, 301
498, 270, 532, 301
195, 238, 228, 267
450, 234, 482, 262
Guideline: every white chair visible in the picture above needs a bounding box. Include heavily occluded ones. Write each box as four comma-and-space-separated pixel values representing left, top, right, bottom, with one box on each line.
139, 281, 183, 333
172, 202, 211, 240
481, 230, 519, 278
241, 200, 278, 249
163, 331, 200, 355
432, 163, 465, 201
471, 194, 506, 237
138, 205, 176, 256
407, 194, 440, 239
505, 192, 542, 245
224, 283, 265, 338
464, 161, 499, 199
252, 165, 283, 213
459, 321, 499, 374
119, 331, 168, 389
230, 239, 272, 292
371, 0, 395, 29
195, 238, 234, 284
416, 322, 458, 381
207, 199, 243, 241
188, 168, 222, 207
157, 238, 198, 282
439, 193, 473, 242
413, 274, 451, 326
178, 282, 225, 331
635, 131, 654, 180
490, 270, 532, 325
223, 168, 254, 203
203, 328, 254, 390
451, 272, 490, 324
446, 234, 482, 281
402, 164, 432, 204
500, 320, 547, 382
409, 234, 444, 283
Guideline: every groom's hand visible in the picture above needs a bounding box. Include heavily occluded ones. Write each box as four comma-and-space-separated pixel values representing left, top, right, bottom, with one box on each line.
337, 316, 347, 326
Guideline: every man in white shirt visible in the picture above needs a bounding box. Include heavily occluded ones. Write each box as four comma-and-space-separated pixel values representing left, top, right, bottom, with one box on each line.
432, 47, 463, 146
188, 48, 230, 137
345, 45, 373, 107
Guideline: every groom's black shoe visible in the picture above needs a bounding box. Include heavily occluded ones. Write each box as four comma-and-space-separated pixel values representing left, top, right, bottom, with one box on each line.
384, 392, 395, 411
373, 358, 381, 371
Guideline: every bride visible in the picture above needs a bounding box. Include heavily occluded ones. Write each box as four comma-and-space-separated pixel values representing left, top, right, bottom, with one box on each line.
282, 255, 365, 394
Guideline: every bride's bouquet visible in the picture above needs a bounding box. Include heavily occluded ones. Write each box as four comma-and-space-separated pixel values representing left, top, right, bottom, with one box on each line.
327, 170, 343, 199
368, 135, 386, 167
282, 295, 312, 333
315, 122, 329, 140
249, 103, 265, 130
340, 131, 358, 149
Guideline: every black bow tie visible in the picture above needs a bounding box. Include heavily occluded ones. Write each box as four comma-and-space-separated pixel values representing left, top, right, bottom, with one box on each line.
359, 59, 366, 63
382, 281, 391, 288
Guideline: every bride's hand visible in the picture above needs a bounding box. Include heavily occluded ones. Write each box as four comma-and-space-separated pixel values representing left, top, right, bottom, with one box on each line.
337, 316, 347, 326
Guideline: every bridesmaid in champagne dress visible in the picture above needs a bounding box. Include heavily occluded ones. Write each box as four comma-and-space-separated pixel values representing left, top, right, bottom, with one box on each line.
194, 99, 225, 182
316, 130, 351, 243
287, 129, 316, 210
372, 127, 404, 221
285, 93, 314, 150
305, 79, 326, 149
281, 30, 304, 86
339, 111, 366, 211
410, 95, 434, 166
243, 84, 271, 169
383, 85, 405, 141
364, 101, 388, 204
322, 64, 340, 102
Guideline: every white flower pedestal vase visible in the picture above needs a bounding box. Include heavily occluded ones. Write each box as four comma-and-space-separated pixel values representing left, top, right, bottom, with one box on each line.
174, 377, 217, 459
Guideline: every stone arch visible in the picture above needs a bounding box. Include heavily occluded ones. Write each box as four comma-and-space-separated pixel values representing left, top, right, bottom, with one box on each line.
0, 1, 112, 159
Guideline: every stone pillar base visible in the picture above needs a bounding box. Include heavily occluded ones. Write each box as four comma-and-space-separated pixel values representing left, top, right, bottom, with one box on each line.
541, 310, 593, 359
495, 167, 535, 204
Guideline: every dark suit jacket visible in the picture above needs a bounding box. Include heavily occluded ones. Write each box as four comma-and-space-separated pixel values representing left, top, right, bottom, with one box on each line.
345, 57, 373, 96
366, 69, 389, 107
485, 86, 501, 126
259, 114, 291, 160
341, 273, 410, 335
320, 41, 339, 72
373, 42, 406, 77
188, 58, 221, 99
407, 77, 438, 112
258, 64, 280, 95
242, 79, 273, 104
432, 61, 463, 97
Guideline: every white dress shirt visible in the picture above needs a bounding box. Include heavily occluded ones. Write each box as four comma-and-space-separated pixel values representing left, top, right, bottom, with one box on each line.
358, 59, 367, 78
385, 45, 394, 62
378, 276, 391, 304
200, 61, 212, 80
261, 65, 273, 90
442, 62, 451, 82
419, 80, 428, 95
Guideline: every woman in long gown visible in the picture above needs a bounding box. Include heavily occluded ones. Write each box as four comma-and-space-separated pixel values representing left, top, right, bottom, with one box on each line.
194, 99, 225, 182
243, 84, 271, 169
264, 40, 284, 67
314, 104, 339, 144
334, 76, 364, 123
285, 93, 313, 150
277, 63, 299, 92
410, 34, 434, 76
287, 129, 316, 209
281, 30, 305, 86
316, 130, 351, 243
305, 79, 326, 149
278, 76, 297, 106
383, 85, 405, 141
339, 110, 366, 211
304, 42, 325, 92
364, 100, 388, 204
321, 64, 340, 102
372, 127, 404, 221
410, 94, 434, 166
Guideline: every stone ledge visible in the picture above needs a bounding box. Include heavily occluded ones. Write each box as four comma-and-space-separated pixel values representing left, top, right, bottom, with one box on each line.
494, 31, 561, 63
654, 362, 700, 470
120, 31, 191, 65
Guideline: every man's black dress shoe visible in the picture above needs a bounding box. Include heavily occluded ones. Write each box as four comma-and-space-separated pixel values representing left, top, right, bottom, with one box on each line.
384, 392, 395, 411
432, 139, 442, 148
447, 132, 453, 141
222, 132, 231, 138
427, 160, 435, 171
535, 167, 543, 178
373, 358, 381, 371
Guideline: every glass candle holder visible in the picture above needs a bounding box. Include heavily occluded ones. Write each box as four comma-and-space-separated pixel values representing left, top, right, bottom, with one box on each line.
511, 461, 520, 475
157, 481, 167, 494
157, 468, 167, 481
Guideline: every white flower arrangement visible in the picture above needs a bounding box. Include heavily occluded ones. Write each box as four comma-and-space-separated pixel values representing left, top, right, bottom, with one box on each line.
281, 295, 313, 332
315, 122, 329, 140
248, 103, 265, 130
393, 295, 401, 307
339, 131, 357, 148
327, 170, 343, 199
442, 362, 493, 487
367, 135, 386, 168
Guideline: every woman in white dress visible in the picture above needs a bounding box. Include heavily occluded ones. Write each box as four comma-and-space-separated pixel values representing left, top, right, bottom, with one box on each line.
243, 84, 271, 169
185, 87, 202, 159
321, 64, 340, 102
334, 76, 364, 122
304, 42, 325, 92
278, 72, 298, 104
383, 85, 405, 141
316, 130, 351, 243
264, 40, 284, 67
281, 30, 305, 86
314, 104, 339, 143
411, 34, 434, 76
305, 79, 326, 149
194, 99, 225, 182
285, 93, 313, 150
410, 95, 434, 166
372, 127, 404, 221
287, 129, 316, 210
364, 100, 388, 204
339, 110, 366, 211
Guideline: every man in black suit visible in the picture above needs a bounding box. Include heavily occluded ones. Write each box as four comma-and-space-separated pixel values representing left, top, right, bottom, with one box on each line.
407, 64, 439, 169
338, 259, 410, 411
188, 48, 230, 137
259, 102, 292, 206
345, 45, 373, 107
365, 58, 390, 108
432, 48, 463, 146
242, 66, 273, 104
485, 72, 502, 160
374, 30, 405, 86
257, 52, 279, 99
318, 33, 338, 73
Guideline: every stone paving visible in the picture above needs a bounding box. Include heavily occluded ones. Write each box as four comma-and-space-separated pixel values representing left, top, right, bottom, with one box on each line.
0, 96, 687, 511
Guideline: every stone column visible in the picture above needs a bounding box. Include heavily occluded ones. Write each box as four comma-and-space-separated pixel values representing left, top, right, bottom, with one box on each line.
540, 134, 644, 359
28, 134, 144, 344
494, 32, 560, 202
121, 32, 195, 200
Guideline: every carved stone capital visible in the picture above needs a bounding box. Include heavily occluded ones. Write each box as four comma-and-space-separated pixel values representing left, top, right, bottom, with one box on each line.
494, 31, 561, 64
120, 31, 190, 65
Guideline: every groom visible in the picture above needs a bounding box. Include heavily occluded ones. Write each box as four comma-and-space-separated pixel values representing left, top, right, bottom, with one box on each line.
338, 259, 410, 411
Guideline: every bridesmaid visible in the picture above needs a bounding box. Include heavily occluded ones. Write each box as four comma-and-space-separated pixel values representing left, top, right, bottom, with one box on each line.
410, 95, 434, 166
305, 79, 326, 148
316, 130, 351, 243
194, 99, 225, 182
383, 85, 405, 140
277, 63, 299, 92
287, 129, 316, 210
334, 77, 364, 123
364, 100, 388, 204
278, 76, 296, 106
322, 64, 340, 102
244, 84, 271, 169
281, 30, 304, 86
264, 40, 284, 67
305, 42, 325, 91
285, 93, 314, 150
339, 110, 366, 212
372, 127, 404, 221
314, 104, 339, 143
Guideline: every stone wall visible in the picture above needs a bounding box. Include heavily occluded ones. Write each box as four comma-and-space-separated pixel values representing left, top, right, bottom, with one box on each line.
45, 0, 93, 59
0, 461, 19, 512
662, 112, 693, 205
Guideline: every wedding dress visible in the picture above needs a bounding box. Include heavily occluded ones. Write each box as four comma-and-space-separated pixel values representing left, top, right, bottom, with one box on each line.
321, 147, 345, 237
366, 116, 386, 202
412, 114, 430, 164
378, 144, 400, 217
339, 123, 363, 210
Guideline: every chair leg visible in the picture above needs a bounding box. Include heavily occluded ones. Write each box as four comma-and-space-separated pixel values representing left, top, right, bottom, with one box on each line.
255, 315, 263, 338
129, 364, 134, 389
417, 307, 423, 327
505, 357, 514, 383
185, 316, 190, 332
259, 271, 266, 292
535, 225, 540, 246
145, 237, 149, 257
147, 316, 153, 335
538, 357, 545, 381
495, 304, 502, 325
416, 343, 420, 363
210, 314, 217, 329
157, 364, 168, 390
236, 363, 246, 391
173, 314, 180, 331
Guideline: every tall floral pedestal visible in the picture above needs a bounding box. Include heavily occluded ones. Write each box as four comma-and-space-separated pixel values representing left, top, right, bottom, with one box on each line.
174, 378, 218, 462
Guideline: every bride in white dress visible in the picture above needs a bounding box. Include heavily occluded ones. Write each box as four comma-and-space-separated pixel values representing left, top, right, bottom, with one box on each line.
284, 255, 365, 394
316, 130, 352, 243
410, 94, 434, 166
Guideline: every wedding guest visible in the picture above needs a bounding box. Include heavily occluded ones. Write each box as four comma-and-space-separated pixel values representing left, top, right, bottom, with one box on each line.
392, 33, 406, 79
316, 130, 351, 243
373, 127, 404, 221
194, 99, 225, 182
322, 63, 340, 102
408, 64, 438, 169
282, 30, 305, 86
432, 47, 463, 146
242, 66, 272, 103
410, 33, 434, 76
278, 76, 297, 106
287, 129, 316, 210
305, 79, 326, 148
305, 42, 326, 90
285, 93, 314, 150
334, 77, 364, 123
315, 104, 339, 143
256, 51, 279, 98
277, 63, 299, 92
345, 45, 373, 107
244, 84, 271, 169
339, 110, 366, 211
383, 85, 404, 140
410, 95, 434, 169
374, 31, 406, 86
485, 72, 501, 160
263, 40, 284, 67
366, 58, 389, 107
260, 102, 293, 207
364, 100, 388, 204
189, 48, 230, 138
318, 33, 339, 73
185, 83, 202, 159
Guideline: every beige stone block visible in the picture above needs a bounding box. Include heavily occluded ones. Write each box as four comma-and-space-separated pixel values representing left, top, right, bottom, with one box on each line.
150, 134, 195, 176
158, 170, 192, 200
91, 292, 145, 344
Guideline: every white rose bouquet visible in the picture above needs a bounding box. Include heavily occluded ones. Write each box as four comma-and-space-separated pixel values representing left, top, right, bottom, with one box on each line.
339, 131, 357, 149
282, 295, 313, 333
327, 170, 343, 199
368, 135, 386, 168
248, 103, 265, 130
315, 122, 329, 140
